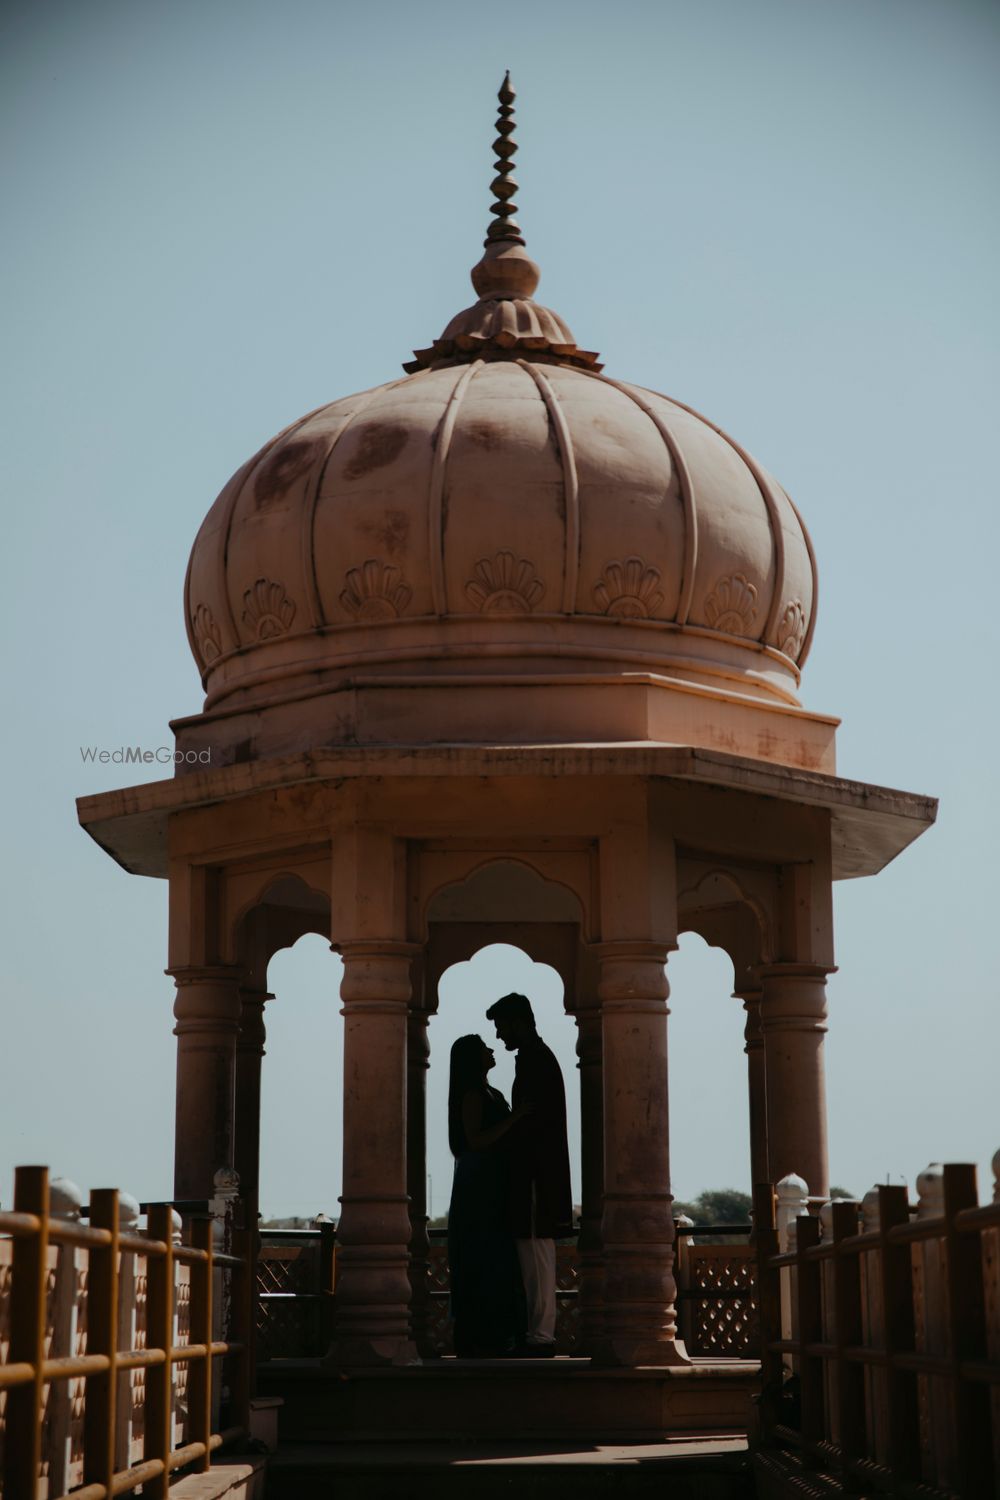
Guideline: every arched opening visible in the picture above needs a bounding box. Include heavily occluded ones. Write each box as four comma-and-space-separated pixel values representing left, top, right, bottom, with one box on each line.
668, 931, 750, 1212
427, 943, 581, 1222
421, 941, 582, 1357
260, 934, 343, 1222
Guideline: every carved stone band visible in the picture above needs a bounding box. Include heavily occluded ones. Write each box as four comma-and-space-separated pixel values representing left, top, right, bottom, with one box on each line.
339, 942, 422, 1010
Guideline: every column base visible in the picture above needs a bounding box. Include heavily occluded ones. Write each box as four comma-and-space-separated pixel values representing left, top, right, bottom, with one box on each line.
323, 1336, 420, 1369
589, 1335, 691, 1368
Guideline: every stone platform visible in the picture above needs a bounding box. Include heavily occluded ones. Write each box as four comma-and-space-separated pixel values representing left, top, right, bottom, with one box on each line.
257, 1356, 761, 1446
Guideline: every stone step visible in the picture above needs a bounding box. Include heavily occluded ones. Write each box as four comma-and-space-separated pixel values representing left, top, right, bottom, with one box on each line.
257, 1357, 760, 1446
265, 1440, 756, 1500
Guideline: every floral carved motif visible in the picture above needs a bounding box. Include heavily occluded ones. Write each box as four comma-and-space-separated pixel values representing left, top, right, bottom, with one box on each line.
340, 560, 412, 622
704, 573, 758, 635
466, 551, 544, 615
191, 603, 222, 662
593, 558, 664, 619
241, 578, 296, 641
776, 599, 807, 658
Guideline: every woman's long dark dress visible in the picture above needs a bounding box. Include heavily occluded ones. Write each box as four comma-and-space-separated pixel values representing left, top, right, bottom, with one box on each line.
447, 1087, 524, 1357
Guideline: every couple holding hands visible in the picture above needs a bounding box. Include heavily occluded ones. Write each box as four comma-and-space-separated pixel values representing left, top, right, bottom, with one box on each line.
447, 992, 572, 1358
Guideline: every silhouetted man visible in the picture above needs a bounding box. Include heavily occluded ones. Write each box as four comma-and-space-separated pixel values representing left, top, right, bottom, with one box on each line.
486, 991, 572, 1355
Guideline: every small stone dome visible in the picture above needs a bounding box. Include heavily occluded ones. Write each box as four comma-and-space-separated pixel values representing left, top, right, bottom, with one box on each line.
182, 76, 819, 760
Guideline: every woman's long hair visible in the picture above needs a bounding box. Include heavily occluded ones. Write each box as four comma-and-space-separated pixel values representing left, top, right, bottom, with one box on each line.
448, 1034, 488, 1157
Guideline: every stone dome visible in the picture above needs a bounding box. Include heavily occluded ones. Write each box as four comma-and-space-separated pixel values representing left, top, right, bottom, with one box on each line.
180, 76, 821, 766
186, 359, 816, 712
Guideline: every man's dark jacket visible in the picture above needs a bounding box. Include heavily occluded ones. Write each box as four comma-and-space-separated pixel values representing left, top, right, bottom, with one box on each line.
508, 1034, 573, 1239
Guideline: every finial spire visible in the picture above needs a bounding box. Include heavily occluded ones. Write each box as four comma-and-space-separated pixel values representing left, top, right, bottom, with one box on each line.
402, 73, 602, 373
486, 71, 524, 247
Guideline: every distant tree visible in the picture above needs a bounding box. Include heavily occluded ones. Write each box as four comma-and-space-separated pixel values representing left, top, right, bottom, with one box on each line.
259, 1214, 336, 1229
829, 1186, 855, 1201
672, 1189, 752, 1244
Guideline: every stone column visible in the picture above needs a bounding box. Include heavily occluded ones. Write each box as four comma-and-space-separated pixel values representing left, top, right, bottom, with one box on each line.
328, 940, 418, 1367
234, 986, 270, 1217
170, 966, 243, 1199
736, 985, 768, 1188
591, 941, 687, 1367
575, 1001, 605, 1350
758, 963, 830, 1197
406, 998, 435, 1357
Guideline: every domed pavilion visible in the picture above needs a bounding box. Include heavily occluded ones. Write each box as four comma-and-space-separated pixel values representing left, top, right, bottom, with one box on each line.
78, 76, 935, 1418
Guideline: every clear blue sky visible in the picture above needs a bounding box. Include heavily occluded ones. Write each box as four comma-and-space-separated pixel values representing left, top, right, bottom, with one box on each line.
2, 0, 997, 1217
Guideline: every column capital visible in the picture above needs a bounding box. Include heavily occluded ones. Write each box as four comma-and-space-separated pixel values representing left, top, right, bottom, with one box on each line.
170, 966, 244, 1035
759, 964, 832, 1033
336, 940, 422, 962
339, 941, 421, 1014
593, 941, 671, 1013
757, 962, 837, 981
237, 989, 272, 1055
736, 989, 764, 1052
590, 939, 676, 963
167, 963, 245, 985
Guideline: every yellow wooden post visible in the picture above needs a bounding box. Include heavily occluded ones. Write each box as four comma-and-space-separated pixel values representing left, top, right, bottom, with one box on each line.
5, 1165, 49, 1499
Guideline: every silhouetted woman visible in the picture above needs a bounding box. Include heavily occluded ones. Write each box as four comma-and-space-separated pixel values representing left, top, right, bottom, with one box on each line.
447, 1034, 528, 1357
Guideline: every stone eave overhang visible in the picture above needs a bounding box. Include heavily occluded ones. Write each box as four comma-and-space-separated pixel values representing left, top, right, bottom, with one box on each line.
76, 744, 937, 884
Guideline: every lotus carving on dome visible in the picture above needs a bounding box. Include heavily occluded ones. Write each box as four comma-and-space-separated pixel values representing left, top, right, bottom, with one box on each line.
466, 551, 544, 616
776, 599, 807, 659
191, 603, 222, 663
340, 560, 412, 623
593, 558, 664, 619
241, 578, 296, 641
704, 574, 759, 636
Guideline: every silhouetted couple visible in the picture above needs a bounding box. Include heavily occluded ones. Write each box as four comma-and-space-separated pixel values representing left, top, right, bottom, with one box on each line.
447, 992, 572, 1359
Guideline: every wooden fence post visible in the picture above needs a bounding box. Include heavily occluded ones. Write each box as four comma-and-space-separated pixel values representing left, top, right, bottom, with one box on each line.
5, 1165, 49, 1499
776, 1174, 809, 1368
229, 1222, 253, 1436
319, 1220, 336, 1347
878, 1184, 920, 1482
144, 1203, 175, 1500
914, 1162, 949, 1485
942, 1163, 993, 1497
83, 1187, 120, 1493
45, 1176, 83, 1495
859, 1186, 887, 1464
793, 1212, 824, 1465
115, 1192, 141, 1473
830, 1199, 864, 1481
753, 1182, 782, 1447
989, 1149, 1000, 1483
188, 1215, 214, 1473
673, 1214, 694, 1350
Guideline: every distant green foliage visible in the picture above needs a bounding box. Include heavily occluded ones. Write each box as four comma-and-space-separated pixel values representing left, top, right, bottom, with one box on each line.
672, 1188, 752, 1244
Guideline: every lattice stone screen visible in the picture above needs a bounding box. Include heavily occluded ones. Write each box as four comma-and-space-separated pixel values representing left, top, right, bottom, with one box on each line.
256, 1232, 762, 1360
683, 1244, 758, 1357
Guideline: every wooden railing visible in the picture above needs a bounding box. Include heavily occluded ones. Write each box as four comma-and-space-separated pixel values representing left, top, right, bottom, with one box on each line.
753, 1160, 1000, 1498
0, 1166, 251, 1500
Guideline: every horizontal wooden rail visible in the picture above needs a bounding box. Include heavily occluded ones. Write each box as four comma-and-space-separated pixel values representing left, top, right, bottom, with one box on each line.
754, 1162, 1000, 1498
0, 1165, 253, 1500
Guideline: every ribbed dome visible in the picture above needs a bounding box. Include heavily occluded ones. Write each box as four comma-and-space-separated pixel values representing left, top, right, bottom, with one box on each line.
185, 359, 816, 713
183, 74, 818, 751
